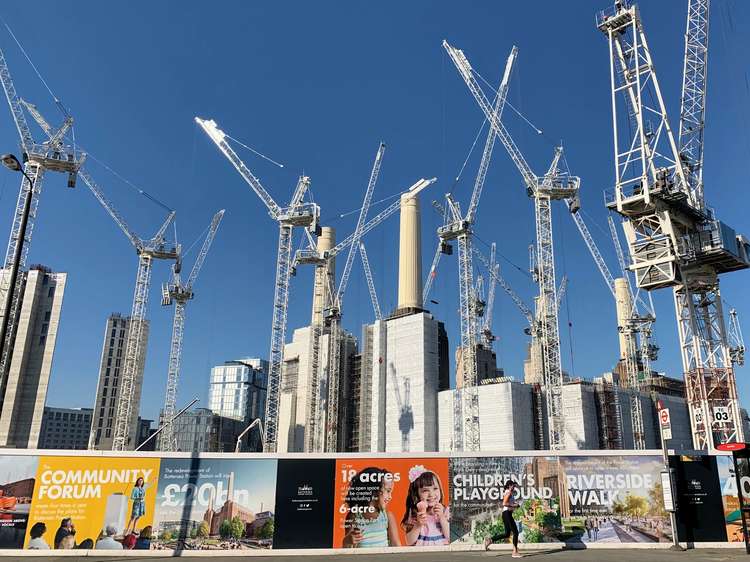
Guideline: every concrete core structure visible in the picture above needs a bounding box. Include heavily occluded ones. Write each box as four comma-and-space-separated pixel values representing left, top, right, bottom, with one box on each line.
0, 266, 66, 448
614, 277, 632, 361
311, 227, 335, 325
396, 193, 422, 313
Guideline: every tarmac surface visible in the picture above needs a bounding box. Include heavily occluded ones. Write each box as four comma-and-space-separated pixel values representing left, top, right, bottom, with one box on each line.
6, 547, 748, 561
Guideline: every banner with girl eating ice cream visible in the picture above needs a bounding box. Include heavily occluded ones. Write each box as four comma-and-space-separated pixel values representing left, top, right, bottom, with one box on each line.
333, 458, 449, 548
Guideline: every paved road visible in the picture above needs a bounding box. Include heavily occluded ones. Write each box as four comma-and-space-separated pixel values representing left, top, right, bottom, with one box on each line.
6, 548, 746, 561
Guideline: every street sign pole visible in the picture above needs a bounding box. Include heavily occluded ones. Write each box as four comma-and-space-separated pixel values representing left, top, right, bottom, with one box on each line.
658, 402, 683, 551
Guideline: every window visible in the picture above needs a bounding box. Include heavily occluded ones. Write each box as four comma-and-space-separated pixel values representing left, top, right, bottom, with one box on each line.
41, 323, 48, 335
42, 275, 49, 286
44, 311, 51, 321
47, 286, 55, 298
38, 335, 46, 346
105, 429, 111, 438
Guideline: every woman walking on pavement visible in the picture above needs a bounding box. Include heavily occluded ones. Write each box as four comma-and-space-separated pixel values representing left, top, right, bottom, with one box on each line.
484, 480, 522, 558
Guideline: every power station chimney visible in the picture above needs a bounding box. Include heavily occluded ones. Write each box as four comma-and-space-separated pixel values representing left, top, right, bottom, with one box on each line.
396, 192, 422, 313
311, 226, 336, 325
614, 277, 632, 360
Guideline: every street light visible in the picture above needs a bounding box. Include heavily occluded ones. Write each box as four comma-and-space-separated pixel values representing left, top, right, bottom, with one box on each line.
0, 154, 35, 375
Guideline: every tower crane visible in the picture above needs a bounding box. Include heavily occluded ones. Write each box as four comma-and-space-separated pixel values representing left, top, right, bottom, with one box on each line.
0, 46, 83, 403
196, 117, 320, 453
324, 143, 385, 453
434, 45, 515, 452
293, 174, 435, 451
480, 243, 499, 348
159, 209, 225, 451
0, 57, 179, 450
444, 41, 581, 450
567, 205, 657, 449
597, 0, 749, 449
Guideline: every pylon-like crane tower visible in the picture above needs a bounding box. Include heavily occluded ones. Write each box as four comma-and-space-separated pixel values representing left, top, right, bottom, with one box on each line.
0, 45, 179, 450
159, 209, 225, 451
0, 47, 83, 400
597, 0, 749, 450
295, 167, 435, 452
437, 48, 514, 451
568, 205, 657, 448
444, 41, 581, 450
196, 117, 320, 453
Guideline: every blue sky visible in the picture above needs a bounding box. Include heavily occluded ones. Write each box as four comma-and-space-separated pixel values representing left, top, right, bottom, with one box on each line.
0, 1, 748, 422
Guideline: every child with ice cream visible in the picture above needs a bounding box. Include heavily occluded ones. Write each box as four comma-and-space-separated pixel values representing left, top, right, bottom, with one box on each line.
401, 465, 450, 546
342, 467, 401, 548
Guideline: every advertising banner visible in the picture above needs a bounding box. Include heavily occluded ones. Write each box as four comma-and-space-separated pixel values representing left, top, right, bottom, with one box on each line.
24, 455, 160, 550
560, 455, 671, 544
333, 458, 449, 548
0, 456, 37, 548
450, 456, 562, 545
716, 455, 743, 542
151, 457, 276, 550
670, 455, 727, 542
273, 459, 335, 549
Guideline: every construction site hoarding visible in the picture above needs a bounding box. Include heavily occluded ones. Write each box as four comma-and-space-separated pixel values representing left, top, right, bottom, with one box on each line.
0, 450, 739, 553
333, 458, 450, 548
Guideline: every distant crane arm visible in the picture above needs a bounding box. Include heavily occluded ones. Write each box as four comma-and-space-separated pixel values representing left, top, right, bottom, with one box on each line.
442, 42, 537, 190
422, 239, 444, 305
195, 117, 283, 219
474, 246, 533, 325
77, 167, 143, 249
336, 143, 385, 303
330, 177, 436, 257
567, 204, 616, 298
186, 209, 225, 290
0, 47, 34, 151
465, 49, 516, 223
359, 242, 382, 321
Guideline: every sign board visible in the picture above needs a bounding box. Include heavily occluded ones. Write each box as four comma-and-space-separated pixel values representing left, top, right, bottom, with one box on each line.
660, 408, 671, 426
694, 407, 704, 425
717, 442, 746, 452
659, 407, 672, 440
713, 406, 730, 423
661, 470, 675, 512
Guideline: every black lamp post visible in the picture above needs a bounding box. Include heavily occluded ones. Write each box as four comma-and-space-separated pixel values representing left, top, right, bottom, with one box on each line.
0, 154, 34, 373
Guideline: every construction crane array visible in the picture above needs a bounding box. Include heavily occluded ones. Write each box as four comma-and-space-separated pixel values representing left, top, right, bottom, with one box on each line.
444, 41, 581, 450
196, 117, 320, 453
428, 45, 515, 451
597, 0, 749, 450
0, 46, 83, 408
159, 209, 225, 452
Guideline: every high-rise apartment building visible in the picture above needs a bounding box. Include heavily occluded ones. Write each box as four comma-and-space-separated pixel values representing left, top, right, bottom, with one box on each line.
88, 313, 149, 450
0, 266, 67, 448
208, 358, 268, 423
38, 407, 93, 450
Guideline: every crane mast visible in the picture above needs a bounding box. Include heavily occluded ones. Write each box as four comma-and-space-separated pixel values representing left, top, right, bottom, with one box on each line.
436, 47, 514, 451
0, 46, 83, 406
159, 210, 224, 451
324, 143, 385, 452
597, 0, 748, 450
359, 243, 382, 321
196, 117, 319, 452
444, 40, 580, 450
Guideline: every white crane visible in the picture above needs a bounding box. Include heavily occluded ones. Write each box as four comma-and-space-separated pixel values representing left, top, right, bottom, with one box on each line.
597, 0, 749, 449
294, 174, 435, 451
159, 209, 225, 451
0, 46, 83, 402
359, 242, 382, 321
444, 41, 580, 450
3, 67, 179, 451
435, 46, 515, 451
196, 117, 320, 453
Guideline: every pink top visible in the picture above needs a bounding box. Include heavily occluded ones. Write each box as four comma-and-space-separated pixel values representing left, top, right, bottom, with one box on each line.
408, 506, 450, 546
